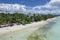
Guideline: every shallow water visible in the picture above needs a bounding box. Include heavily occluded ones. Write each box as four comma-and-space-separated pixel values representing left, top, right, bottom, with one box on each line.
0, 24, 41, 40
27, 17, 58, 40
46, 17, 60, 40
0, 17, 60, 40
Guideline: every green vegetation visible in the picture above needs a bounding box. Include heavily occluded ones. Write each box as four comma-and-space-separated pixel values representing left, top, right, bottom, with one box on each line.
0, 13, 57, 25
27, 32, 46, 40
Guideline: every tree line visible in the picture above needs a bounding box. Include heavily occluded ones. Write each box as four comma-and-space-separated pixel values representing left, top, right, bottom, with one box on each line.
0, 13, 57, 25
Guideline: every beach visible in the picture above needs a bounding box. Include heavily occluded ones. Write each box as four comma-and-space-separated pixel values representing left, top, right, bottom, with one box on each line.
0, 17, 57, 35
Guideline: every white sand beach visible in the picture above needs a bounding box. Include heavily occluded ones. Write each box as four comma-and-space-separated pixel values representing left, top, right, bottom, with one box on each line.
0, 17, 57, 35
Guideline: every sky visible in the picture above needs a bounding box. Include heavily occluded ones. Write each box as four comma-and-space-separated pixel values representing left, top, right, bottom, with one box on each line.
0, 0, 50, 7
0, 0, 60, 14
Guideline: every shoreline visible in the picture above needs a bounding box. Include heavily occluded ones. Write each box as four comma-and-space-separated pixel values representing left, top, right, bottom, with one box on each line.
0, 17, 57, 35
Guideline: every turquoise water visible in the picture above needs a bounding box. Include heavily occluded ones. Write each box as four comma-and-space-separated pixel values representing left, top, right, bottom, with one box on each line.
37, 17, 60, 40
0, 17, 60, 40
46, 17, 60, 40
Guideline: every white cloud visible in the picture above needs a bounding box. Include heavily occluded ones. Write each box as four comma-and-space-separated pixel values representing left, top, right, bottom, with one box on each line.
0, 3, 26, 13
0, 0, 60, 14
50, 0, 60, 3
32, 0, 60, 14
33, 0, 60, 9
